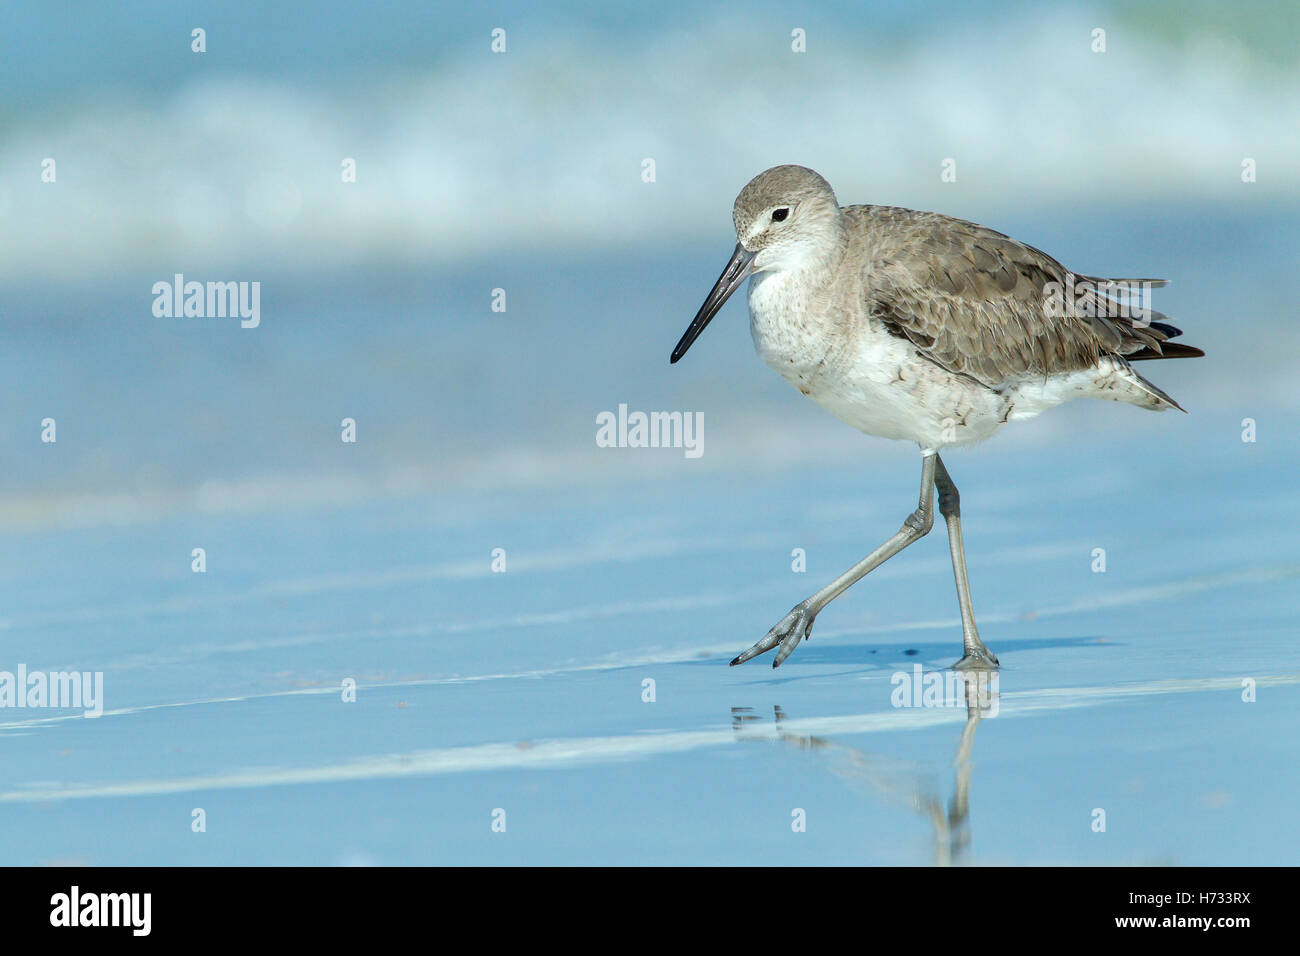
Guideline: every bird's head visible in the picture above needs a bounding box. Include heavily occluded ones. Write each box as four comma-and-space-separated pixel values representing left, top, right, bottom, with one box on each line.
671, 165, 843, 363
732, 164, 843, 273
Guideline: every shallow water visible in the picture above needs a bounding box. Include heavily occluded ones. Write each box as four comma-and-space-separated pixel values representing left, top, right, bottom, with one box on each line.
3, 0, 1298, 865
2, 403, 1297, 864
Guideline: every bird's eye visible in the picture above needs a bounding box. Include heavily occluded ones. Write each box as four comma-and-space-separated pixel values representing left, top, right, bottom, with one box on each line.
771, 208, 790, 222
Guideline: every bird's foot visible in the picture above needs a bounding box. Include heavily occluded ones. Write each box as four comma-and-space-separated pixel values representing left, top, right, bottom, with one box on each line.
952, 643, 1000, 671
730, 602, 817, 668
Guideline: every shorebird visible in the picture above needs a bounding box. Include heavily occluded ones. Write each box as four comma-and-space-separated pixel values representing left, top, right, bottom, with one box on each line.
671, 165, 1202, 670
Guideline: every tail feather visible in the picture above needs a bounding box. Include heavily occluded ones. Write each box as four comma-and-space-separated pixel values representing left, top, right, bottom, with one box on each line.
1079, 274, 1199, 409
1080, 274, 1169, 289
1129, 341, 1205, 361
1128, 365, 1188, 412
1084, 283, 1203, 363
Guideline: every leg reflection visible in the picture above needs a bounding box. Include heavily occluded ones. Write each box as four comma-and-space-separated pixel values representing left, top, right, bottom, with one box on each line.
731, 671, 996, 866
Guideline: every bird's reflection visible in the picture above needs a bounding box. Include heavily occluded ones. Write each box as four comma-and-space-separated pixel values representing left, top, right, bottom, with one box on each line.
731, 671, 996, 866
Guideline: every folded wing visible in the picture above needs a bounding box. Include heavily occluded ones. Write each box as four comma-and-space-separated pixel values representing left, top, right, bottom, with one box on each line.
857, 206, 1202, 388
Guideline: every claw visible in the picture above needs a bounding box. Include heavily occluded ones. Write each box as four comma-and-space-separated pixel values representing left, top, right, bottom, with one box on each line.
732, 603, 817, 668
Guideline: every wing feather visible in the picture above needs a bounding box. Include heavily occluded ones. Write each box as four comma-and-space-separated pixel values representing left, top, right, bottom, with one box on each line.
855, 206, 1194, 387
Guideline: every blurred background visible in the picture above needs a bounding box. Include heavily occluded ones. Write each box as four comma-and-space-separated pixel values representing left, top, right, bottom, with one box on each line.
1, 1, 1296, 865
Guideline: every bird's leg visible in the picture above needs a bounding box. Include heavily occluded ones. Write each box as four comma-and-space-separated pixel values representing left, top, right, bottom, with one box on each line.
934, 455, 999, 670
731, 453, 938, 668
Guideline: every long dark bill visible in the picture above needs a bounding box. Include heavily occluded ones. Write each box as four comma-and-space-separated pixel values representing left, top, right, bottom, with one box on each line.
670, 244, 756, 364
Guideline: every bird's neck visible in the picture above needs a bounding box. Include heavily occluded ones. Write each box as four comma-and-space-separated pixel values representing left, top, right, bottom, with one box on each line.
766, 219, 849, 289
806, 213, 851, 283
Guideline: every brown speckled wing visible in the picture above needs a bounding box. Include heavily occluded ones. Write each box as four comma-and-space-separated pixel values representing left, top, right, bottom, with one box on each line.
853, 206, 1195, 388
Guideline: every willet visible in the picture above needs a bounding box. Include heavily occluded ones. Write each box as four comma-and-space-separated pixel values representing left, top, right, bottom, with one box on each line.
671, 165, 1203, 669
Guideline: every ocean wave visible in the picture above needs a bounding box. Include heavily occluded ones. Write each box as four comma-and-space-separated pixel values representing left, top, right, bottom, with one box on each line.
0, 10, 1294, 280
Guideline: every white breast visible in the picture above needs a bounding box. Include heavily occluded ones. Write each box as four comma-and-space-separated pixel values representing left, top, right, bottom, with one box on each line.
747, 271, 830, 390
746, 270, 1011, 449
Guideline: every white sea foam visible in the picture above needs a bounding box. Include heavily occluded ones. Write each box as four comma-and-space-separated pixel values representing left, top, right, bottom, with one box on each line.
1, 13, 1294, 281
